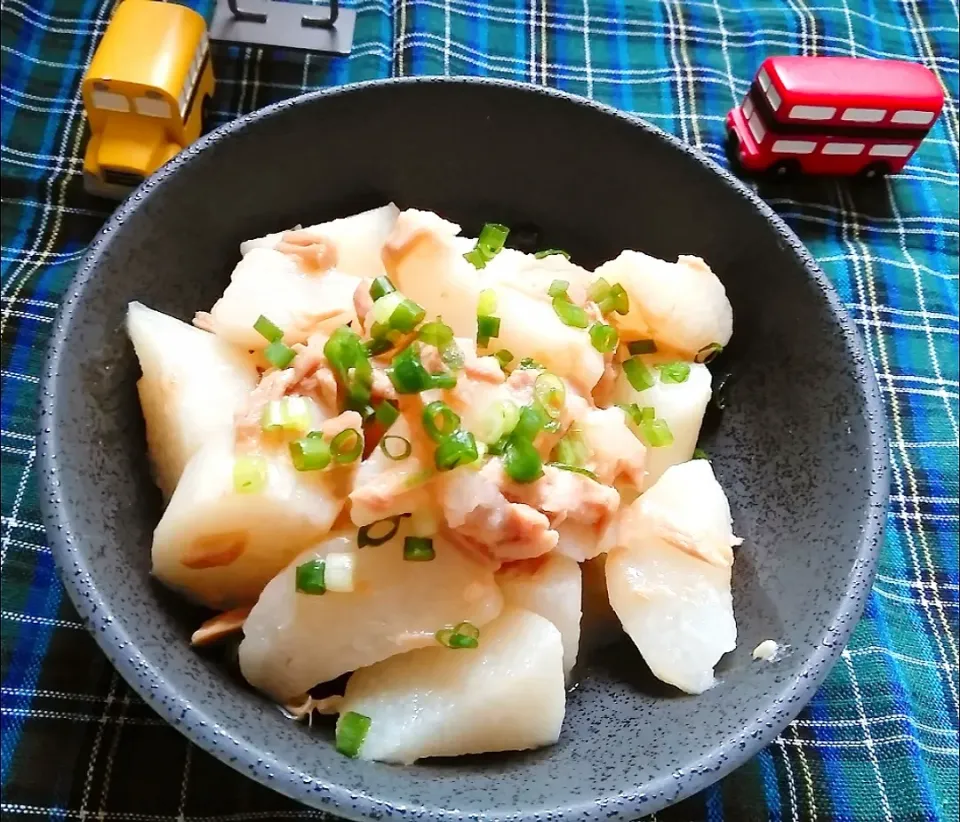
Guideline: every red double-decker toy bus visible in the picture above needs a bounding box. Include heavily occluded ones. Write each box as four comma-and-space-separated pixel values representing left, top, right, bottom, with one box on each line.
727, 56, 944, 177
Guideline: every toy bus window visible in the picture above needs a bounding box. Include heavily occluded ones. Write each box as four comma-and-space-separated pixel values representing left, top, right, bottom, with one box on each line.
772, 139, 817, 154
790, 105, 835, 121
842, 108, 886, 123
742, 95, 755, 119
747, 110, 766, 144
892, 110, 935, 125
758, 68, 772, 92
135, 93, 171, 119
822, 143, 864, 156
91, 82, 129, 112
869, 144, 913, 158
765, 83, 782, 112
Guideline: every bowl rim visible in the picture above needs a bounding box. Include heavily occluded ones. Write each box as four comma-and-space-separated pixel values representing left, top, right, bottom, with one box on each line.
38, 76, 890, 821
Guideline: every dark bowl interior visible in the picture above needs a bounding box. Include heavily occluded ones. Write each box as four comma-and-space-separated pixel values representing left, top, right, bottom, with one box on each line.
39, 78, 888, 821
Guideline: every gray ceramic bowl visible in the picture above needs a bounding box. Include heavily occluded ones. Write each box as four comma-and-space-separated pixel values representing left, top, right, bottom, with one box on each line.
39, 78, 888, 821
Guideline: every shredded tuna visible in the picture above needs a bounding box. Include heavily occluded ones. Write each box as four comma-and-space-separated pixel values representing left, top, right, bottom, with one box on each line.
321, 410, 364, 440
190, 606, 251, 646
234, 368, 299, 447
353, 279, 374, 331
442, 467, 558, 561
275, 229, 338, 273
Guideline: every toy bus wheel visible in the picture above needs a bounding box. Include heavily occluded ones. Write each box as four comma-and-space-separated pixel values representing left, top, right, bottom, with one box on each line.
859, 162, 890, 180
769, 160, 801, 179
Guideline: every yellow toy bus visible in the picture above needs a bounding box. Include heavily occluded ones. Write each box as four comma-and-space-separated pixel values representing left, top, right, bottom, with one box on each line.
82, 0, 215, 199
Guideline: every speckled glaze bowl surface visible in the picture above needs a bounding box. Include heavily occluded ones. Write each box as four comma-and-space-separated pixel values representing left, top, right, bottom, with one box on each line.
39, 78, 888, 821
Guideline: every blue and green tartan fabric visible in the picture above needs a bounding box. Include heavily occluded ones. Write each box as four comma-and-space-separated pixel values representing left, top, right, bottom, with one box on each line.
1, 0, 958, 819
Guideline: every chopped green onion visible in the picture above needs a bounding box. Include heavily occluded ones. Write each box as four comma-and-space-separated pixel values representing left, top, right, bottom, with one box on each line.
695, 342, 724, 364
551, 296, 589, 328
403, 536, 435, 562
336, 711, 372, 758
233, 454, 267, 493
464, 224, 510, 269
422, 401, 461, 443
623, 357, 656, 392
599, 283, 629, 316
264, 340, 296, 369
330, 428, 363, 463
430, 371, 458, 390
418, 320, 455, 349
552, 427, 588, 467
657, 361, 691, 384
434, 429, 480, 471
357, 516, 403, 548
371, 291, 405, 327
261, 400, 286, 432
639, 418, 675, 448
365, 336, 394, 356
534, 373, 566, 420
495, 350, 514, 368
640, 405, 655, 421
476, 314, 501, 347
503, 437, 543, 484
588, 278, 611, 304
628, 339, 658, 355
517, 357, 544, 371
369, 276, 396, 302
324, 327, 373, 411
693, 447, 710, 460
380, 435, 412, 461
374, 401, 399, 429
387, 345, 433, 394
389, 298, 426, 333
289, 435, 332, 471
534, 249, 570, 259
616, 402, 642, 425
324, 552, 356, 592
295, 559, 326, 594
478, 289, 498, 317
476, 399, 521, 445
547, 279, 570, 299
253, 314, 284, 343
589, 322, 618, 353
436, 623, 480, 649
512, 404, 545, 442
547, 462, 599, 481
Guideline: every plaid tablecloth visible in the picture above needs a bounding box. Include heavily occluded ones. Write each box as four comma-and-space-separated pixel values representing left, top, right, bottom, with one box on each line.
2, 0, 958, 820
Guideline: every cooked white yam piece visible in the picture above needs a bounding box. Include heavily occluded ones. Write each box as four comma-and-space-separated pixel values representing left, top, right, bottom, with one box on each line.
127, 302, 258, 499
204, 248, 360, 351
382, 209, 482, 339
239, 203, 400, 279
496, 554, 581, 676
489, 252, 594, 306
608, 357, 712, 489
239, 524, 503, 702
593, 251, 733, 358
383, 211, 604, 390
337, 608, 564, 763
349, 413, 437, 527
605, 460, 739, 694
578, 406, 646, 488
486, 286, 605, 392
152, 435, 352, 610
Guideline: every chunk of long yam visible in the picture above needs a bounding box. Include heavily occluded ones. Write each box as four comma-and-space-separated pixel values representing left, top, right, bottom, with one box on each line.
152, 436, 351, 610
240, 203, 400, 279
605, 460, 739, 694
594, 251, 733, 359
496, 554, 581, 676
127, 302, 258, 499
337, 608, 565, 763
239, 524, 503, 702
